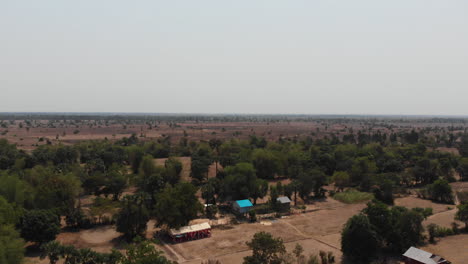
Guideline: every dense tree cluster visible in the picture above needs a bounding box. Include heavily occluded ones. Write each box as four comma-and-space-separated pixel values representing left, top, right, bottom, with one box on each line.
342, 200, 426, 263
1, 120, 468, 262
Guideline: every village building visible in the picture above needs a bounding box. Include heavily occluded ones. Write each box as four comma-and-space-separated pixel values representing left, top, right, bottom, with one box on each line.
403, 247, 450, 264
233, 199, 253, 214
276, 196, 292, 212
169, 222, 211, 243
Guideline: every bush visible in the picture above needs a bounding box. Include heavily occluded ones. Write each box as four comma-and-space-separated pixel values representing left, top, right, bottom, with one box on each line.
206, 205, 218, 219
249, 211, 257, 222
412, 207, 433, 219
333, 189, 374, 204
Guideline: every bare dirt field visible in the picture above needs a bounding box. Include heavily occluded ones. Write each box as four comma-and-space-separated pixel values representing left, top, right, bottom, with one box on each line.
395, 196, 462, 228
421, 234, 468, 264
3, 119, 462, 151
163, 198, 365, 264
394, 196, 452, 214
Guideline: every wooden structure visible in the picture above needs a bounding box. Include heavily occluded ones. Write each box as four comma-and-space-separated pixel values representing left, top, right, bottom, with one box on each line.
169, 222, 211, 243
277, 196, 291, 211
403, 247, 450, 264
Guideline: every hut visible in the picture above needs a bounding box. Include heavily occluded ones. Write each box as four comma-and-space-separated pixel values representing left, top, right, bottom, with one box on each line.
402, 247, 450, 264
233, 199, 253, 214
277, 196, 292, 211
169, 222, 211, 243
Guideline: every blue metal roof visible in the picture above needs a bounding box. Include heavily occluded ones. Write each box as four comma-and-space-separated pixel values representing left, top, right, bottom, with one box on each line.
236, 199, 253, 208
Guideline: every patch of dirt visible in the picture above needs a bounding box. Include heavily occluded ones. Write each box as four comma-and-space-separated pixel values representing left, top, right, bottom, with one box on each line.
394, 196, 452, 214
424, 209, 463, 228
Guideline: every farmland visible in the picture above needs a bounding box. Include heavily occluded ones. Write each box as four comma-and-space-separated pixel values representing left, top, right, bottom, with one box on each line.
1, 114, 468, 264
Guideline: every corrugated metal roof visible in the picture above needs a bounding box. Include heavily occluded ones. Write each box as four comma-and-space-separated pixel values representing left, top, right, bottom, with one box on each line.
277, 196, 291, 204
403, 247, 438, 264
170, 222, 211, 236
236, 199, 253, 208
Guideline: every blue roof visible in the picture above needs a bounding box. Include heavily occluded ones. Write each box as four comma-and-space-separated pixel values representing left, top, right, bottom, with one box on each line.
236, 199, 253, 208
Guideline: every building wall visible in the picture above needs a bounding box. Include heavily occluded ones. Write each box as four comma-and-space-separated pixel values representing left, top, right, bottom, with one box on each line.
404, 258, 424, 264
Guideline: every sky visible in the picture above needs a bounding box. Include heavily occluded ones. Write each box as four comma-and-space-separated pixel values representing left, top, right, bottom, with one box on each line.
1, 1, 467, 115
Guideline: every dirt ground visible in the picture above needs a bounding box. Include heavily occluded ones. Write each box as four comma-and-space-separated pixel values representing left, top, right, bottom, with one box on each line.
394, 196, 453, 214
163, 198, 365, 264
3, 119, 465, 151
421, 234, 468, 264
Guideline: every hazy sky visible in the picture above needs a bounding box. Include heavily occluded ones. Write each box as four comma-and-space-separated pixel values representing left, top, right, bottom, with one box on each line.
1, 1, 467, 115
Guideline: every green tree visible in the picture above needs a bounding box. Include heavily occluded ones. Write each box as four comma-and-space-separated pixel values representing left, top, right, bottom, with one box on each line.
154, 183, 203, 229
0, 225, 25, 264
251, 179, 269, 205
332, 171, 350, 192
116, 195, 150, 241
243, 232, 286, 264
20, 209, 60, 245
121, 239, 176, 264
425, 179, 453, 204
341, 214, 379, 263
456, 203, 468, 230
427, 223, 437, 243
201, 178, 221, 205
220, 163, 258, 201
457, 158, 468, 181
252, 149, 282, 180
191, 144, 213, 182
164, 157, 183, 185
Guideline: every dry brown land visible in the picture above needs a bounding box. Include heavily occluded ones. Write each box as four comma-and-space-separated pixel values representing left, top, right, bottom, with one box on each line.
2, 119, 465, 151
163, 198, 365, 263
421, 234, 468, 264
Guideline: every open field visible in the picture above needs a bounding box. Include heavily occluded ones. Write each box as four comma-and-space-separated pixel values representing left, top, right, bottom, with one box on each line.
421, 234, 468, 264
163, 198, 364, 263
394, 196, 453, 214
2, 117, 467, 151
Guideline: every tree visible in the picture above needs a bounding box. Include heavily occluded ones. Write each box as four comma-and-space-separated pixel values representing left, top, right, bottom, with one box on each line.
65, 207, 86, 229
332, 171, 350, 192
341, 214, 379, 263
425, 179, 453, 204
394, 210, 425, 251
269, 186, 280, 212
116, 195, 150, 241
201, 178, 221, 205
252, 149, 282, 180
251, 179, 268, 205
102, 165, 128, 201
220, 163, 258, 201
362, 200, 392, 243
191, 144, 213, 182
458, 134, 468, 157
243, 232, 286, 264
154, 183, 203, 229
20, 210, 60, 245
457, 158, 468, 181
456, 203, 468, 230
121, 239, 176, 264
427, 223, 437, 243
0, 225, 25, 264
164, 157, 183, 185
0, 196, 18, 226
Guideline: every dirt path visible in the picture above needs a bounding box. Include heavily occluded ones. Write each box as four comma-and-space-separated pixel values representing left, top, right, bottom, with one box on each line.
162, 243, 187, 263
281, 220, 341, 251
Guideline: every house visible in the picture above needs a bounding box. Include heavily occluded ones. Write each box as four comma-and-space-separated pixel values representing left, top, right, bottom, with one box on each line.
276, 196, 291, 211
169, 222, 211, 243
233, 199, 253, 214
403, 247, 450, 264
